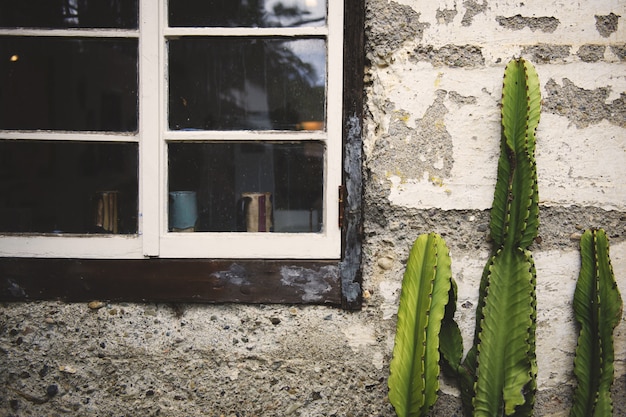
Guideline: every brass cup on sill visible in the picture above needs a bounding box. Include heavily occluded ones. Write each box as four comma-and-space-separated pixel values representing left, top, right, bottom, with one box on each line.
94, 191, 119, 234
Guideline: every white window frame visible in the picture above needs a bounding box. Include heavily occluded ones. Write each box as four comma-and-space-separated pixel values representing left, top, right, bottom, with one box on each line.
0, 0, 344, 260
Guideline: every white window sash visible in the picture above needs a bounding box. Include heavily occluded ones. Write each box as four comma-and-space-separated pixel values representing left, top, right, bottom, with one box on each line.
0, 0, 344, 260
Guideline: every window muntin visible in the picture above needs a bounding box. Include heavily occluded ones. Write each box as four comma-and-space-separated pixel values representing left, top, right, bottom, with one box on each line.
0, 0, 343, 259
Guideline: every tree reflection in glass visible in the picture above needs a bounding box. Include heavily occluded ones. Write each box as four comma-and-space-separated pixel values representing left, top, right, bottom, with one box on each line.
169, 0, 326, 28
168, 37, 326, 131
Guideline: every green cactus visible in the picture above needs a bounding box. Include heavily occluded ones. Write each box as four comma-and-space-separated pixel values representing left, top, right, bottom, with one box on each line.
388, 232, 456, 417
470, 57, 541, 417
391, 57, 623, 417
440, 57, 541, 417
570, 229, 623, 417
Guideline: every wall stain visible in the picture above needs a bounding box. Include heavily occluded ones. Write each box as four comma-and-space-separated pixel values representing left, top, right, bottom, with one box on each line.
365, 1, 429, 65
522, 44, 571, 63
370, 90, 454, 185
595, 13, 621, 38
544, 78, 626, 128
412, 44, 485, 67
496, 15, 560, 33
462, 0, 488, 26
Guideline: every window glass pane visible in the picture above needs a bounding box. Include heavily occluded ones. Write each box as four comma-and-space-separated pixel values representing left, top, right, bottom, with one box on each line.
0, 0, 138, 29
0, 141, 138, 234
0, 37, 138, 131
169, 0, 326, 28
168, 142, 324, 233
168, 38, 325, 131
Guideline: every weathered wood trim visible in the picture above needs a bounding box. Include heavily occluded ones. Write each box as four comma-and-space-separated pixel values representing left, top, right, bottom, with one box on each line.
340, 0, 365, 310
0, 258, 342, 305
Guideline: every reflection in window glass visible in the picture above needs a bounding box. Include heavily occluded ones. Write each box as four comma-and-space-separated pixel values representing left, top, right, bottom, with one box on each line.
0, 37, 138, 132
0, 141, 138, 234
168, 38, 325, 131
169, 0, 326, 28
168, 142, 324, 233
0, 0, 138, 29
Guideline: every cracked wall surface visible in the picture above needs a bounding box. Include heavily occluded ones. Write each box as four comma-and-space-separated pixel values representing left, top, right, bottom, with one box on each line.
1, 0, 625, 416
544, 78, 626, 128
496, 15, 560, 33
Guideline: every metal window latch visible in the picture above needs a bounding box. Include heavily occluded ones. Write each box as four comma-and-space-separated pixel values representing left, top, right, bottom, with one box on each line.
338, 185, 345, 229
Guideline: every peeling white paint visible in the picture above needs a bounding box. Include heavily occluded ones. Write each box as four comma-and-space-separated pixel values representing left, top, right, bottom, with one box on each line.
538, 116, 626, 210
342, 323, 377, 350
210, 264, 251, 286
279, 266, 335, 302
378, 61, 626, 210
379, 280, 401, 320
398, 0, 626, 55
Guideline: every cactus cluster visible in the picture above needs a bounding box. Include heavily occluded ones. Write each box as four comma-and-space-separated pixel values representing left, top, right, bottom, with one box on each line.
388, 58, 622, 417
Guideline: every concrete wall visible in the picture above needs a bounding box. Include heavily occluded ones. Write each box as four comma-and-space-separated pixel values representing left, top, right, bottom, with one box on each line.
1, 0, 625, 416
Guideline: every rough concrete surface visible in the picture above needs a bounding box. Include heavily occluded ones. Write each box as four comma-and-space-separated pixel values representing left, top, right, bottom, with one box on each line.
496, 15, 560, 33
365, 1, 429, 65
595, 13, 621, 38
544, 78, 626, 128
0, 302, 394, 416
576, 44, 606, 63
2, 0, 626, 415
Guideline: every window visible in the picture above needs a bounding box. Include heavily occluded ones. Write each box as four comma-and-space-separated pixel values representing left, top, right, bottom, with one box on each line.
0, 0, 364, 307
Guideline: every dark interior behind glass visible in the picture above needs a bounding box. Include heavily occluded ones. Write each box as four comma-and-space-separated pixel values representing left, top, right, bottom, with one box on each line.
0, 141, 138, 234
0, 0, 138, 29
168, 142, 324, 233
0, 37, 138, 132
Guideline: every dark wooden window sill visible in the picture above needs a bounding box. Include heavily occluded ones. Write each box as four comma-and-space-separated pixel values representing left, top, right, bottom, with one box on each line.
0, 258, 344, 306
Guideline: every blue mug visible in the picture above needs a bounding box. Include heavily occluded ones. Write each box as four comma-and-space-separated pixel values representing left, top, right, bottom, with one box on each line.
169, 191, 198, 231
